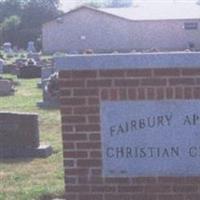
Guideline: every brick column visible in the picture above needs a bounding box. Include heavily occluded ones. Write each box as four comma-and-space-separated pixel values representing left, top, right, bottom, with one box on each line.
59, 68, 200, 200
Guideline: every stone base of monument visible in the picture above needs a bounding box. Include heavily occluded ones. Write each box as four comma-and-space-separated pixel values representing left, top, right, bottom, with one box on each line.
0, 144, 52, 159
37, 101, 60, 109
17, 66, 41, 78
37, 81, 42, 89
3, 64, 18, 75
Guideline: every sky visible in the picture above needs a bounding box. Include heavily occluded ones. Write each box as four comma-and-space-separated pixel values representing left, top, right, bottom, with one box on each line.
60, 0, 197, 11
60, 0, 82, 11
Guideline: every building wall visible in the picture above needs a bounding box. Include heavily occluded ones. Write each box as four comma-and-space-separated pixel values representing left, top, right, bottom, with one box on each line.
59, 66, 200, 200
42, 8, 132, 53
133, 20, 200, 51
42, 7, 200, 53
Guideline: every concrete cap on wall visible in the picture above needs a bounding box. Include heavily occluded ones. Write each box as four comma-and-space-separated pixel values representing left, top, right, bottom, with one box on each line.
55, 52, 200, 71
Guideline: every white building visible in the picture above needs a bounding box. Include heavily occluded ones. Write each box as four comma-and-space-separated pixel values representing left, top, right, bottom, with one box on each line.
43, 1, 200, 53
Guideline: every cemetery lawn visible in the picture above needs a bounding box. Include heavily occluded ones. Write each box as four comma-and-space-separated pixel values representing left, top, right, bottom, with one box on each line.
0, 75, 64, 200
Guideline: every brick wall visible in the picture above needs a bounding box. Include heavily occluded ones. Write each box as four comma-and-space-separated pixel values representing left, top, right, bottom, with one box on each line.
59, 68, 200, 200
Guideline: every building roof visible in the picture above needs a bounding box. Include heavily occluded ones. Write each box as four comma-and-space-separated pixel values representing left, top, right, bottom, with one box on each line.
43, 1, 200, 26
100, 1, 200, 21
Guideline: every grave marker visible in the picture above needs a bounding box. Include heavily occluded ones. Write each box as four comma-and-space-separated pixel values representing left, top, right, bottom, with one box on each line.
0, 80, 14, 96
0, 112, 52, 158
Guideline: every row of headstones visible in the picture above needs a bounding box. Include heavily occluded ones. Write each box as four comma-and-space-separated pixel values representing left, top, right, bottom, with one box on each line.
0, 54, 41, 96
0, 45, 60, 158
2, 41, 43, 78
0, 64, 53, 158
0, 50, 56, 104
0, 44, 53, 158
3, 41, 37, 53
0, 42, 52, 159
2, 52, 200, 159
1, 51, 53, 80
4, 51, 200, 108
0, 44, 51, 157
0, 59, 15, 96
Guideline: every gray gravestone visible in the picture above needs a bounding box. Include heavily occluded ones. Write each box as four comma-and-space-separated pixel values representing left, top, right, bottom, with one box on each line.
101, 100, 200, 177
37, 66, 54, 88
27, 41, 36, 53
0, 59, 4, 74
37, 58, 59, 108
0, 112, 52, 158
37, 72, 60, 108
3, 42, 12, 53
0, 80, 14, 96
17, 65, 41, 79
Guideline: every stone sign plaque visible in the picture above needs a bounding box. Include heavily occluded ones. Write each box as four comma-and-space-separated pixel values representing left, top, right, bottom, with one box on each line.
101, 100, 200, 177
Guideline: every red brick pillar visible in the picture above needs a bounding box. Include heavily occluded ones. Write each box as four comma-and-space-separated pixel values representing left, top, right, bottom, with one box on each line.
59, 68, 200, 200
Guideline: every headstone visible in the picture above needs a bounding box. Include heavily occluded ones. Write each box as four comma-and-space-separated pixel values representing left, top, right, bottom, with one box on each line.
0, 112, 52, 158
3, 42, 12, 53
17, 59, 41, 78
15, 58, 27, 68
17, 66, 41, 78
37, 57, 59, 108
27, 41, 36, 53
26, 58, 37, 66
0, 59, 4, 74
13, 46, 19, 52
37, 65, 54, 88
3, 64, 18, 75
37, 72, 60, 108
27, 53, 40, 62
0, 80, 14, 96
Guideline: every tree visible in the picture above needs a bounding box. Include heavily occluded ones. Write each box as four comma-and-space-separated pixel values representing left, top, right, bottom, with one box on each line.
0, 0, 62, 48
83, 0, 106, 8
0, 0, 22, 22
1, 15, 21, 44
19, 0, 62, 48
21, 0, 60, 28
107, 0, 132, 7
1, 15, 21, 32
84, 0, 133, 8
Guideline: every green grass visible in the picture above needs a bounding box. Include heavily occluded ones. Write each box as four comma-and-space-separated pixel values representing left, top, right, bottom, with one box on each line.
0, 75, 64, 200
0, 51, 27, 65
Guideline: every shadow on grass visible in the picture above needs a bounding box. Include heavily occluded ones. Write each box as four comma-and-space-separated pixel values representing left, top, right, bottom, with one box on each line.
38, 107, 60, 111
0, 158, 33, 164
39, 192, 65, 200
